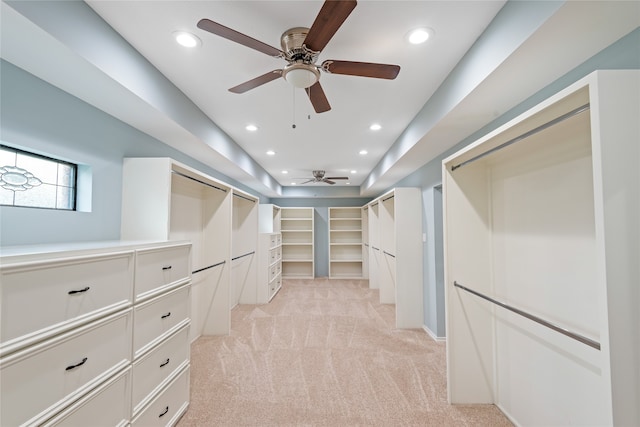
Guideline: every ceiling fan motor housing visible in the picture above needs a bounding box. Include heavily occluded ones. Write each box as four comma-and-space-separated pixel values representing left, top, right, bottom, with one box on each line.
281, 27, 321, 89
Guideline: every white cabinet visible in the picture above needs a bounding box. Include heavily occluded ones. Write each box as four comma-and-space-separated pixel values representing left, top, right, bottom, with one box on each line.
361, 206, 369, 280
121, 157, 259, 338
0, 241, 192, 426
366, 188, 423, 328
258, 203, 281, 234
257, 205, 282, 302
443, 70, 639, 426
367, 201, 380, 290
328, 207, 363, 278
231, 191, 259, 306
258, 233, 282, 303
280, 207, 314, 279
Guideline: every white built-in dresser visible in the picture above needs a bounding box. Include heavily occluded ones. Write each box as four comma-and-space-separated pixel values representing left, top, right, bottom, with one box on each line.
0, 240, 192, 426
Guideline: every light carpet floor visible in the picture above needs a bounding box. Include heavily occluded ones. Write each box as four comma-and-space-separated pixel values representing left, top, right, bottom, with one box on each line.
177, 278, 512, 426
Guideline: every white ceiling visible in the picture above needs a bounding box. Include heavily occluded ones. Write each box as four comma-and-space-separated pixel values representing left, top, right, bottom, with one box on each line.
2, 1, 638, 198
84, 0, 504, 189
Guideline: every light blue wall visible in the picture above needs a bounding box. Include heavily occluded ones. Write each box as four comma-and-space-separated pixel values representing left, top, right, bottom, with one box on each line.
270, 197, 371, 277
0, 60, 267, 247
390, 27, 640, 338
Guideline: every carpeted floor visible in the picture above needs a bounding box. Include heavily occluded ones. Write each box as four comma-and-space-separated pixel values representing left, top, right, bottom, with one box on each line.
177, 278, 512, 426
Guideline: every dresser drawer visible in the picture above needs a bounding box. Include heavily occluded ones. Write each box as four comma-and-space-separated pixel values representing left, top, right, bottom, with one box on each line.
135, 244, 191, 302
131, 365, 190, 427
42, 367, 131, 427
132, 324, 190, 415
1, 251, 134, 356
269, 263, 277, 282
133, 285, 190, 358
0, 309, 132, 427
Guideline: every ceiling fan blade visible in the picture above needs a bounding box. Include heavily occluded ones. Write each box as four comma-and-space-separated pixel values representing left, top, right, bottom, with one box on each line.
197, 19, 284, 58
326, 177, 349, 180
305, 82, 331, 113
299, 179, 315, 184
323, 179, 336, 185
304, 0, 357, 52
322, 60, 400, 79
229, 70, 283, 94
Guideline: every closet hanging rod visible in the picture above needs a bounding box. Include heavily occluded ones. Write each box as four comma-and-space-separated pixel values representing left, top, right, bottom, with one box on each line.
451, 103, 590, 172
192, 260, 226, 274
382, 195, 395, 202
171, 170, 228, 193
231, 251, 255, 261
383, 250, 396, 258
233, 192, 256, 203
453, 281, 600, 350
372, 246, 380, 251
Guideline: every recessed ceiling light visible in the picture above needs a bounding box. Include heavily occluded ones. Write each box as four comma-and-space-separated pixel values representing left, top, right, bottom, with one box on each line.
282, 170, 288, 174
266, 150, 275, 156
370, 123, 382, 131
173, 31, 201, 48
350, 170, 357, 174
406, 27, 434, 45
245, 124, 258, 132
345, 182, 351, 185
359, 150, 368, 155
291, 182, 297, 185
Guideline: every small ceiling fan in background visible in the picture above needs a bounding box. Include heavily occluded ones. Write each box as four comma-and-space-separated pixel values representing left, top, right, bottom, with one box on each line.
297, 170, 349, 185
197, 0, 400, 113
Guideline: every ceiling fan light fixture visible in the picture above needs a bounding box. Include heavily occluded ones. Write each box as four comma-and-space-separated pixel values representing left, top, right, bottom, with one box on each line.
283, 63, 320, 88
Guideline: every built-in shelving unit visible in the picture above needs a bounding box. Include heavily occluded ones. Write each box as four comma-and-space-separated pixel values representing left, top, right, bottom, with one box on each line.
443, 70, 639, 426
366, 188, 423, 328
361, 206, 369, 280
328, 207, 363, 278
280, 207, 314, 279
231, 190, 259, 307
120, 157, 258, 338
258, 204, 282, 302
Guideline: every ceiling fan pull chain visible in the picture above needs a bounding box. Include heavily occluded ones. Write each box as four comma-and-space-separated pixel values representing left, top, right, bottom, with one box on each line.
292, 87, 297, 129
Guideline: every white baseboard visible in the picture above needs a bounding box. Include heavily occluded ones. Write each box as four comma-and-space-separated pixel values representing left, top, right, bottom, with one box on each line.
422, 325, 446, 342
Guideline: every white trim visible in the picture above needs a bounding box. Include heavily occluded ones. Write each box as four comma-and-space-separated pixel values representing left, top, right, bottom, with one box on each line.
422, 325, 446, 342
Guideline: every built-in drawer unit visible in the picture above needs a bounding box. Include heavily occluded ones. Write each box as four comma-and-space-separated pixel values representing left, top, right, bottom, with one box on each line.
132, 324, 190, 415
130, 365, 190, 427
133, 284, 190, 359
135, 244, 191, 302
41, 366, 132, 427
0, 251, 134, 357
0, 309, 132, 427
0, 240, 192, 426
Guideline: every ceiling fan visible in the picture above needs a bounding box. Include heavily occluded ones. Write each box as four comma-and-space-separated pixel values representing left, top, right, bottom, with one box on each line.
197, 0, 400, 113
298, 170, 349, 185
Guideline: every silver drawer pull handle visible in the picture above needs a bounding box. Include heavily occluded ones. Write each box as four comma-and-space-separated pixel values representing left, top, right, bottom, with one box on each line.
68, 286, 90, 295
159, 358, 170, 368
159, 406, 169, 418
161, 312, 171, 319
162, 265, 172, 271
65, 357, 88, 371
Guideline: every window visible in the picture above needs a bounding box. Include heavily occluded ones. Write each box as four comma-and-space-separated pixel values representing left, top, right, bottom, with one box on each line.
0, 145, 77, 210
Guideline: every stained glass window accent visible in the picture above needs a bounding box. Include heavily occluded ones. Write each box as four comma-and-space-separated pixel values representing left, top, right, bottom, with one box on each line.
0, 145, 77, 210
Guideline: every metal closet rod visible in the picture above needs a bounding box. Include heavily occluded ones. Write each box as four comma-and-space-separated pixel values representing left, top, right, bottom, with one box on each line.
453, 281, 600, 350
233, 192, 256, 203
382, 195, 395, 202
231, 251, 255, 261
451, 103, 590, 171
192, 260, 226, 274
172, 170, 227, 193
